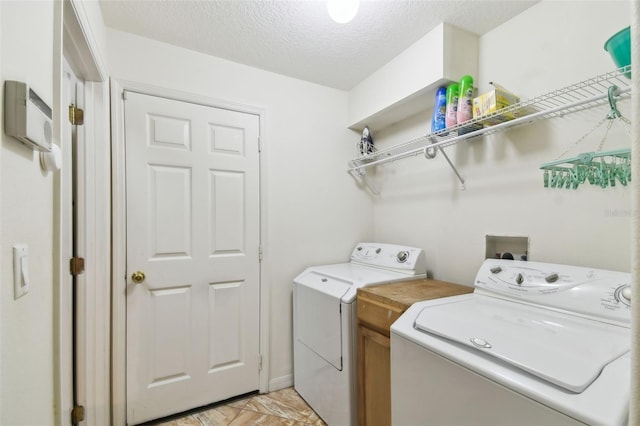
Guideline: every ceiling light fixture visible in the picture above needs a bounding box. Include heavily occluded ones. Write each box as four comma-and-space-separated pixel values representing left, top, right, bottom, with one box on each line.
327, 0, 359, 24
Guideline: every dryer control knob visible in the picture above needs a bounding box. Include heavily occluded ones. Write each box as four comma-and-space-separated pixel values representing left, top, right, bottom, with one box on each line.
396, 251, 409, 263
515, 273, 524, 285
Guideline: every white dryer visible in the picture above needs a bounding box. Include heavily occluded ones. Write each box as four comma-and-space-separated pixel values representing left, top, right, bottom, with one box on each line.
391, 259, 631, 426
293, 243, 426, 426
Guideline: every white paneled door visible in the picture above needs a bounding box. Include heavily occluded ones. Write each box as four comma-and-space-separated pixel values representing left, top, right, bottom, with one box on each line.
124, 91, 261, 424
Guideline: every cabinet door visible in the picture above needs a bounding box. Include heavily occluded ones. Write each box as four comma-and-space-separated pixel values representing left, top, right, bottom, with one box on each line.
358, 325, 391, 426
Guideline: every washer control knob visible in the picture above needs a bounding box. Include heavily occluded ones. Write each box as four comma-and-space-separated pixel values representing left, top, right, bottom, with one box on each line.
545, 273, 559, 283
620, 286, 631, 302
490, 266, 502, 274
614, 285, 631, 306
396, 251, 409, 263
515, 273, 524, 285
376, 248, 381, 254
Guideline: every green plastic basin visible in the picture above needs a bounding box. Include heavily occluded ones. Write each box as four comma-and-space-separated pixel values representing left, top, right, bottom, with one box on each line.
604, 26, 630, 77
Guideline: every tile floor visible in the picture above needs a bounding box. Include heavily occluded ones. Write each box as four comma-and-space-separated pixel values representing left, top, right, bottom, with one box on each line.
150, 387, 326, 426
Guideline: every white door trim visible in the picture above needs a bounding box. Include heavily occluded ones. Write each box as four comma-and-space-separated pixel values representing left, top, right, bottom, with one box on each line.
54, 1, 109, 425
110, 79, 270, 426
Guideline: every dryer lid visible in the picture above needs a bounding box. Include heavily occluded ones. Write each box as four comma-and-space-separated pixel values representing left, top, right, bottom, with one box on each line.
413, 296, 630, 393
295, 270, 353, 299
296, 263, 422, 303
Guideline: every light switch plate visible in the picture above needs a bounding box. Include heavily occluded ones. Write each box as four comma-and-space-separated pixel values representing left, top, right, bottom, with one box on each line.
13, 244, 29, 299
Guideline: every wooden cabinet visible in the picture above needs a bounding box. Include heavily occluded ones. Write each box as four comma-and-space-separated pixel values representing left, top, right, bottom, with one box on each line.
356, 279, 472, 426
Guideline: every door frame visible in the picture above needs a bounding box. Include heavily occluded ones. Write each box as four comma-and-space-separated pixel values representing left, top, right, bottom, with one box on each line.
54, 0, 110, 425
110, 79, 270, 425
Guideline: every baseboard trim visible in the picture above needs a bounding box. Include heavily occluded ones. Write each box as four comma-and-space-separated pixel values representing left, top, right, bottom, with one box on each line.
268, 374, 293, 392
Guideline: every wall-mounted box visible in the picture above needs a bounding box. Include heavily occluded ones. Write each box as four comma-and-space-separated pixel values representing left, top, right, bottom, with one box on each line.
485, 235, 529, 261
4, 80, 53, 152
347, 23, 479, 132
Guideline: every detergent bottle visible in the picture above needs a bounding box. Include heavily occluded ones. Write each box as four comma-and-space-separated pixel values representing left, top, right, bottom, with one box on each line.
445, 83, 459, 128
456, 75, 474, 124
430, 86, 447, 133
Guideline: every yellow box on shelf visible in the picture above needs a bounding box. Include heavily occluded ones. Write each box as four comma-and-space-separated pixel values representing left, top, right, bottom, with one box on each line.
472, 82, 520, 125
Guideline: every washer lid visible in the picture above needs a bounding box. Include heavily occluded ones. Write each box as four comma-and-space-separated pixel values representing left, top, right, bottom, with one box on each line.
413, 296, 630, 393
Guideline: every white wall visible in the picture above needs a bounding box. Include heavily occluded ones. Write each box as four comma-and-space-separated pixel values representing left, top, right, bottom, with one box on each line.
78, 0, 109, 70
1, 1, 56, 425
372, 0, 632, 285
106, 29, 374, 386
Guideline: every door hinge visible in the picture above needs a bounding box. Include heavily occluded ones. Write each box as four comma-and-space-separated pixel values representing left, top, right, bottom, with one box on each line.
68, 104, 84, 126
258, 354, 263, 372
258, 136, 262, 152
71, 405, 85, 423
70, 257, 85, 276
258, 246, 263, 262
122, 91, 127, 101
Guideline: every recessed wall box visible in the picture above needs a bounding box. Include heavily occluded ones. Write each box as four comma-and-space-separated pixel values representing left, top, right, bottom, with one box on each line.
485, 235, 529, 261
4, 80, 53, 152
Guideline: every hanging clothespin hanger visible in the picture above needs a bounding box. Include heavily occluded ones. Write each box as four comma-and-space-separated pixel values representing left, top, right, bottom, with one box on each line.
607, 85, 621, 120
539, 84, 631, 190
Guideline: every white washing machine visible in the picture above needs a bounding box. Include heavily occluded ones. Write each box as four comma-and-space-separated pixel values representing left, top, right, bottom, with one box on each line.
293, 242, 426, 426
391, 259, 631, 426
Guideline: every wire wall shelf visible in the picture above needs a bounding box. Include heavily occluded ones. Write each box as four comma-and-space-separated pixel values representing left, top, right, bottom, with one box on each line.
348, 65, 632, 193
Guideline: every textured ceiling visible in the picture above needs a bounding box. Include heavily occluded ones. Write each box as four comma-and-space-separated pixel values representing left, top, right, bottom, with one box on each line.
99, 0, 540, 90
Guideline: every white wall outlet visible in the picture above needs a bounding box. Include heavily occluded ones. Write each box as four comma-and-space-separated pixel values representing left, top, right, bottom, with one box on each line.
13, 245, 30, 299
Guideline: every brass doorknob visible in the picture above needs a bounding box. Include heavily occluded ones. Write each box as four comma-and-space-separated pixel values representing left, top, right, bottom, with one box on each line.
131, 271, 146, 284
